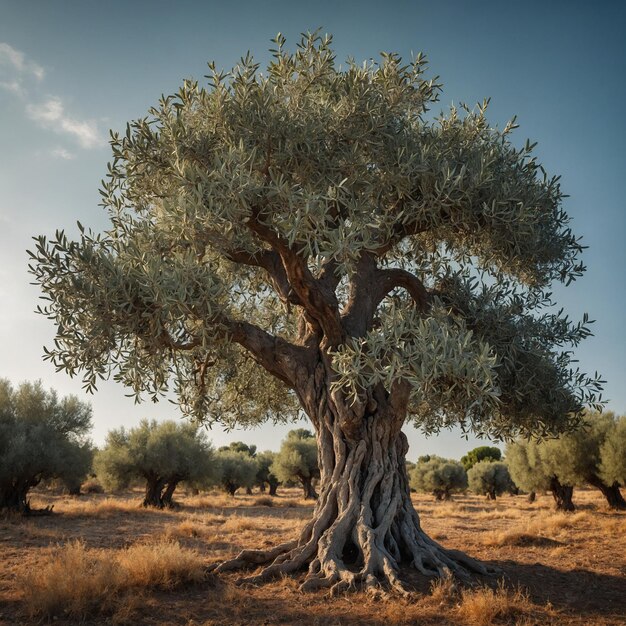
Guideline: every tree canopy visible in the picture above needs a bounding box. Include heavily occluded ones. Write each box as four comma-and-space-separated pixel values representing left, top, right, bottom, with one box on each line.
460, 446, 502, 471
0, 379, 92, 513
29, 32, 603, 591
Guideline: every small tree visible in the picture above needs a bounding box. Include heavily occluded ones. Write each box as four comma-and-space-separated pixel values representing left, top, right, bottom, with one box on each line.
467, 461, 513, 500
506, 439, 575, 510
272, 430, 319, 499
255, 450, 280, 495
600, 415, 626, 488
0, 379, 92, 513
410, 456, 467, 500
461, 446, 502, 471
95, 419, 217, 507
215, 449, 258, 496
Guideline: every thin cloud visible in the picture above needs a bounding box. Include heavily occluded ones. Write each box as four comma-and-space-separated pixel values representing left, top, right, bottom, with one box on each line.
0, 42, 44, 80
0, 80, 24, 96
27, 97, 104, 149
51, 147, 75, 160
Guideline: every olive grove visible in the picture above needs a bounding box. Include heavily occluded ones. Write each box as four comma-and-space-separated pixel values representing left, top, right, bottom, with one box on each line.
29, 33, 603, 593
271, 429, 319, 499
410, 456, 467, 500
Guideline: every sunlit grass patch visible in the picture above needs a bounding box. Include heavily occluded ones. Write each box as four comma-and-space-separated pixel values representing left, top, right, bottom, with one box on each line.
19, 539, 206, 619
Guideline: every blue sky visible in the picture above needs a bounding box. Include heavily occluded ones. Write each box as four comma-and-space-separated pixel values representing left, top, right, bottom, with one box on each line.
0, 0, 624, 458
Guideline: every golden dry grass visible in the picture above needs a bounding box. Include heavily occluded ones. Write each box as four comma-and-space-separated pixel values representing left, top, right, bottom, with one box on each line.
19, 539, 206, 620
0, 487, 623, 625
455, 581, 535, 626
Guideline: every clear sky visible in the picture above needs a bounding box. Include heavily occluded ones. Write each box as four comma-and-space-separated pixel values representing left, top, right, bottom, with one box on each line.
0, 0, 624, 459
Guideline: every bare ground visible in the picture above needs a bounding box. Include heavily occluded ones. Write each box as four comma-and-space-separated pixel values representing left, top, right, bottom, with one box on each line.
0, 488, 624, 625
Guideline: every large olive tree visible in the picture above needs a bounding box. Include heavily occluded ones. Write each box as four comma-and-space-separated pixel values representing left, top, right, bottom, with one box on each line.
0, 379, 92, 513
30, 33, 602, 592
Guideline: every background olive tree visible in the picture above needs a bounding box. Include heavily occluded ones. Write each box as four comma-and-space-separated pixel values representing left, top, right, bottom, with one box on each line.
600, 414, 626, 489
0, 379, 92, 513
271, 429, 319, 500
410, 456, 467, 500
527, 412, 626, 510
30, 32, 603, 591
467, 461, 514, 500
215, 449, 258, 496
506, 439, 575, 510
95, 419, 217, 507
255, 450, 280, 495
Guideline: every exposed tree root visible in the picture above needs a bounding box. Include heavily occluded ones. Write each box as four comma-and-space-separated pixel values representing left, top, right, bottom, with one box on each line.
210, 422, 495, 595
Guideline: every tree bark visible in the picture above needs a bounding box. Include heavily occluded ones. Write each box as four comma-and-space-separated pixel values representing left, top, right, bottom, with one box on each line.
268, 479, 279, 496
549, 476, 575, 511
142, 475, 167, 508
586, 474, 626, 510
301, 476, 318, 500
212, 395, 491, 594
527, 491, 536, 503
161, 480, 179, 508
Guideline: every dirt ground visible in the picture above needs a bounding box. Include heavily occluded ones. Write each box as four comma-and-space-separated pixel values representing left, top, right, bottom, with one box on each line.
0, 487, 624, 625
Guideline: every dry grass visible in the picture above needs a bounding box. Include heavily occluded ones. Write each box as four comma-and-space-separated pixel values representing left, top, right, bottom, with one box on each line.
456, 581, 534, 625
19, 539, 206, 620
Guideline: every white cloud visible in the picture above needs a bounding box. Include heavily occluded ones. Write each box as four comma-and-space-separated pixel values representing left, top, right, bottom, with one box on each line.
51, 147, 75, 160
27, 97, 105, 149
0, 42, 44, 80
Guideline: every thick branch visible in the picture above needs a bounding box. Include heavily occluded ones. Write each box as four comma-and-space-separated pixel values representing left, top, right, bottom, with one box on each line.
228, 318, 310, 388
246, 213, 344, 346
342, 256, 431, 338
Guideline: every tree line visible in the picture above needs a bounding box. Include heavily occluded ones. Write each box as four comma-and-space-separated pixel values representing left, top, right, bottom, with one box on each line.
0, 380, 319, 512
2, 379, 625, 514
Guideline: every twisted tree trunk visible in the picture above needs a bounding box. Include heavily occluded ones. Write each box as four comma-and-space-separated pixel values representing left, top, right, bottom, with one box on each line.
142, 474, 167, 508
549, 476, 575, 511
213, 383, 491, 594
586, 474, 626, 510
161, 479, 180, 508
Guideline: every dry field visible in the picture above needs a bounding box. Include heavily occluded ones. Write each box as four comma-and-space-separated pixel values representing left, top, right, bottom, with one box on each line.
0, 487, 624, 625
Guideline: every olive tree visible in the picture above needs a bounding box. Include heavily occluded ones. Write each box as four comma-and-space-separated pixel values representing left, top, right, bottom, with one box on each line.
460, 446, 502, 471
467, 461, 514, 500
506, 439, 575, 510
95, 419, 217, 507
30, 33, 603, 591
255, 450, 280, 495
271, 429, 319, 499
600, 415, 626, 488
215, 449, 258, 496
0, 379, 92, 513
410, 456, 467, 500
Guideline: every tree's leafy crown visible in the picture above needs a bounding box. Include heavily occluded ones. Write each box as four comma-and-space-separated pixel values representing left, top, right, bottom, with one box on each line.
30, 32, 603, 440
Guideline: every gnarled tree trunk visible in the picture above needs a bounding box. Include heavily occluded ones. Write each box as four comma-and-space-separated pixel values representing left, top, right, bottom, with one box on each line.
300, 475, 318, 500
161, 479, 180, 508
213, 383, 491, 594
586, 474, 626, 510
142, 474, 167, 508
549, 476, 575, 511
268, 479, 279, 496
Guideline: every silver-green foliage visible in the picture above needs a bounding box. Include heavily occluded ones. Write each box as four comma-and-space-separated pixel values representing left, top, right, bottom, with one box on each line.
94, 419, 217, 491
467, 461, 513, 499
29, 32, 602, 440
600, 415, 626, 486
505, 439, 552, 493
410, 456, 467, 499
271, 429, 319, 485
215, 449, 258, 495
0, 379, 92, 509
